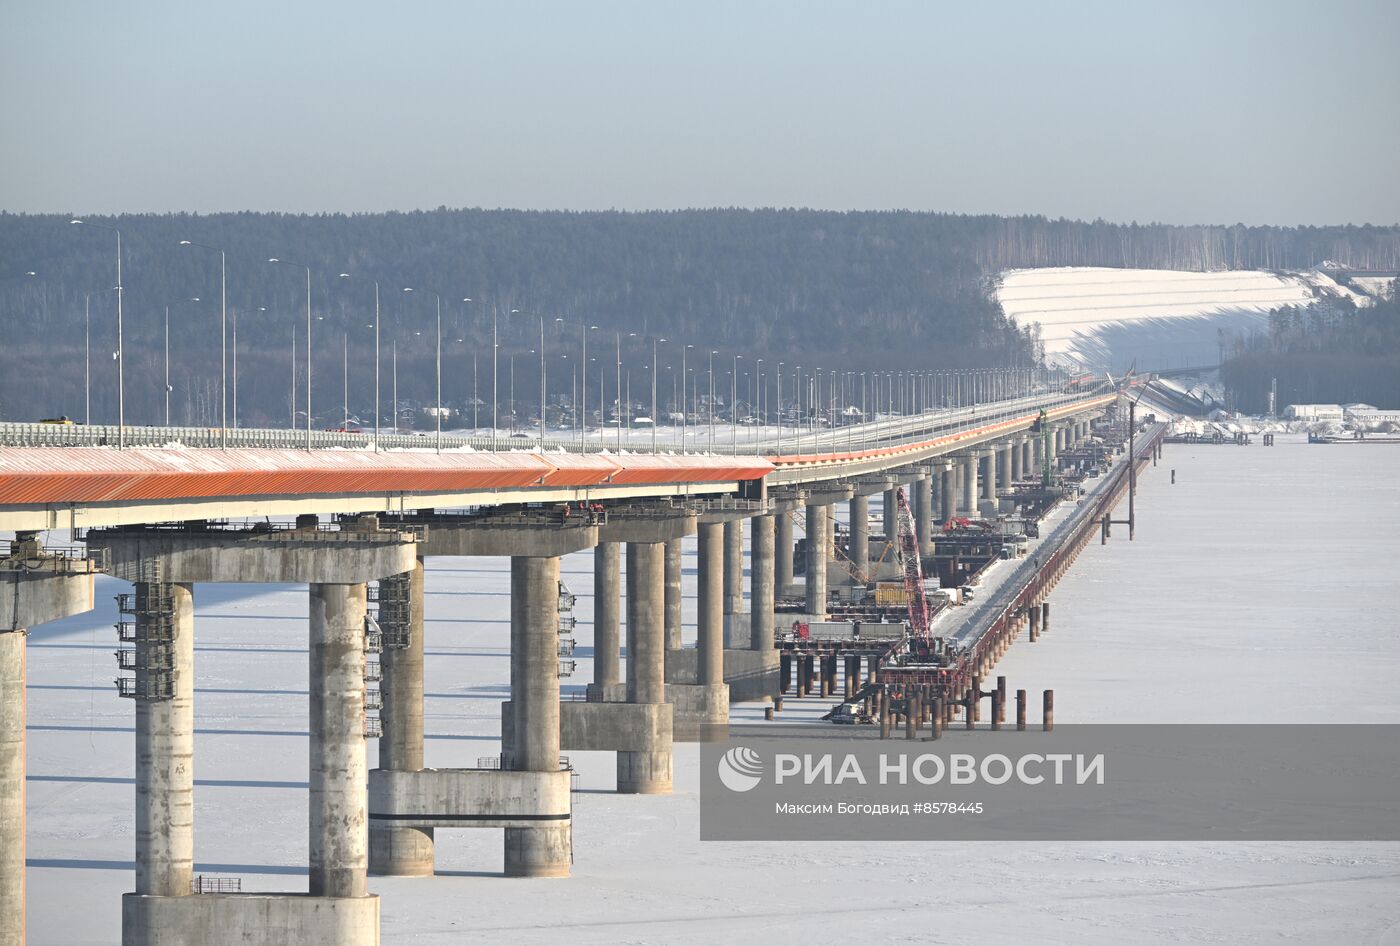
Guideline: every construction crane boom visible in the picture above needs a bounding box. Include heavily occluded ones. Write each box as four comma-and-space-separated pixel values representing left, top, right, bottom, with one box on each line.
893, 486, 931, 640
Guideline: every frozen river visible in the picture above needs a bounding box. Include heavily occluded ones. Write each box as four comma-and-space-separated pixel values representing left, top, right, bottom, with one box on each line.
20, 433, 1400, 943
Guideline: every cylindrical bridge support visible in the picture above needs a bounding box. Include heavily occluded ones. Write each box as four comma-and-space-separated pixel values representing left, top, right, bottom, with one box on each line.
750, 514, 776, 655
961, 456, 977, 516
664, 539, 683, 653
506, 557, 571, 876
775, 511, 794, 596
1, 629, 28, 945
372, 559, 433, 876
724, 519, 744, 617
697, 522, 724, 687
805, 503, 829, 616
621, 542, 671, 794
849, 494, 869, 583
135, 582, 196, 900
593, 542, 621, 691
310, 582, 370, 897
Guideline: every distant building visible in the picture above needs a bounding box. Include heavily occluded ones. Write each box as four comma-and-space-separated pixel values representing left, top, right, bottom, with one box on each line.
1344, 405, 1400, 427
1283, 404, 1344, 421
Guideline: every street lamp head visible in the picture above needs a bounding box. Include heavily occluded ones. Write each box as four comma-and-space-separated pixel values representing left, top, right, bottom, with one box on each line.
402, 287, 413, 293
267, 258, 280, 263
510, 308, 521, 314
339, 273, 351, 278
70, 219, 82, 225
179, 240, 192, 246
463, 297, 472, 303
25, 271, 35, 277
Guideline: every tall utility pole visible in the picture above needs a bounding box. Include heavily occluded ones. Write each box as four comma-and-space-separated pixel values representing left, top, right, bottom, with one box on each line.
538, 314, 546, 449
269, 257, 312, 447
84, 293, 91, 425
71, 220, 124, 447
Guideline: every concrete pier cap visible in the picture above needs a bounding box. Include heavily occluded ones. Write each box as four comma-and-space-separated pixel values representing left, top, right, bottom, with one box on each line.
385, 507, 600, 558
596, 503, 697, 544
84, 521, 417, 584
689, 496, 770, 524
850, 474, 896, 498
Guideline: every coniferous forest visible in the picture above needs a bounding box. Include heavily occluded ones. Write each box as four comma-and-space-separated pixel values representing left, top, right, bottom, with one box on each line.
1, 208, 1397, 426
1220, 285, 1400, 414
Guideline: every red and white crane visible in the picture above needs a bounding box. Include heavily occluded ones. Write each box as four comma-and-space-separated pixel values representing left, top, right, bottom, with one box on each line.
892, 486, 931, 640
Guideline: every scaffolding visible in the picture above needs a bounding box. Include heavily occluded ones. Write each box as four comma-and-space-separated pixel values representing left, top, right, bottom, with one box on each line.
113, 561, 176, 702
369, 573, 413, 650
557, 579, 577, 678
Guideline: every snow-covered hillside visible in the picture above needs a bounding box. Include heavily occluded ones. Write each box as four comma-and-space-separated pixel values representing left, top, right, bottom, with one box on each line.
995, 267, 1369, 372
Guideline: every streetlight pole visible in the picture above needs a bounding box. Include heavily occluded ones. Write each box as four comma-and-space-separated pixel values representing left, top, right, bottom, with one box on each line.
539, 314, 546, 449
71, 220, 125, 447
776, 361, 783, 455
731, 353, 741, 455
652, 337, 664, 453
84, 292, 91, 425
708, 349, 716, 452
161, 297, 200, 426
179, 240, 228, 447
269, 257, 313, 448
338, 274, 383, 451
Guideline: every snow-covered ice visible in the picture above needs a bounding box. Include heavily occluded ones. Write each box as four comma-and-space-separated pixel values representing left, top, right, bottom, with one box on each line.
20, 433, 1400, 943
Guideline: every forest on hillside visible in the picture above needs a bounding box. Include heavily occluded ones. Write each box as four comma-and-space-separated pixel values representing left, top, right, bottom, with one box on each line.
2, 208, 1398, 426
1221, 284, 1400, 414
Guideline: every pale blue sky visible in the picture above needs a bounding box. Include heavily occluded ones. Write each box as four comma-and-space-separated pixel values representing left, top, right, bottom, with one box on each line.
2, 0, 1397, 224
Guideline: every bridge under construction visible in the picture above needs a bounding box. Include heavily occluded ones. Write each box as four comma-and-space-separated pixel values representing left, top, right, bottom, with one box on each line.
0, 381, 1155, 946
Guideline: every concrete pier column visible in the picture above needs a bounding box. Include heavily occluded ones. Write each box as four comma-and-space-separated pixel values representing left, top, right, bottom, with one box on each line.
914, 475, 933, 559
592, 542, 621, 691
775, 511, 794, 595
723, 520, 743, 616
804, 503, 828, 616
697, 522, 724, 686
940, 465, 955, 525
998, 445, 1012, 491
882, 488, 897, 539
981, 450, 997, 503
961, 456, 977, 515
621, 542, 670, 793
0, 630, 26, 945
134, 582, 195, 900
372, 559, 432, 876
1009, 439, 1021, 482
309, 582, 369, 898
506, 557, 571, 876
750, 514, 775, 653
664, 539, 683, 652
848, 495, 869, 583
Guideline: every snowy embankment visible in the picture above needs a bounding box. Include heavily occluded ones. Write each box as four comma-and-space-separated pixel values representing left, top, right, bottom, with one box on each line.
995, 267, 1369, 372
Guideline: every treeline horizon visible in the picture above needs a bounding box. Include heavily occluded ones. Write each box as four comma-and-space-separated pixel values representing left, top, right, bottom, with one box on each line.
2, 208, 1397, 426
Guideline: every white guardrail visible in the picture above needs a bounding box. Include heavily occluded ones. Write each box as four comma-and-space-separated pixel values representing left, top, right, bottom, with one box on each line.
0, 386, 1114, 458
